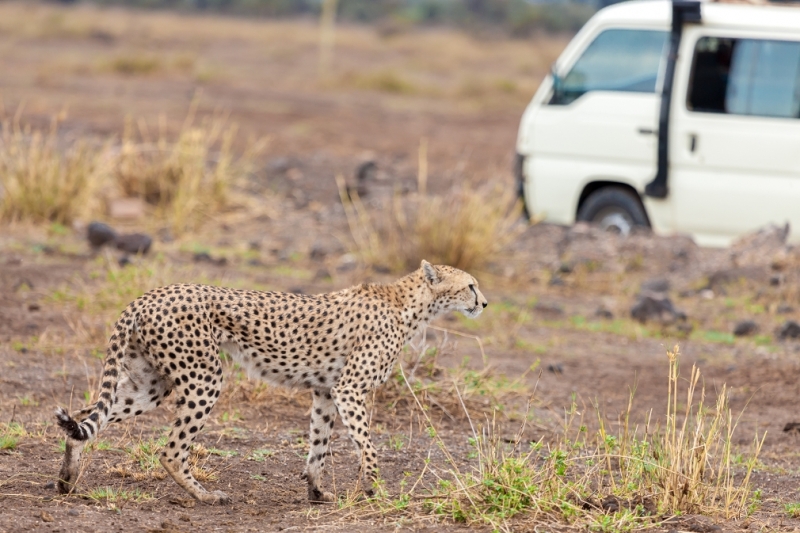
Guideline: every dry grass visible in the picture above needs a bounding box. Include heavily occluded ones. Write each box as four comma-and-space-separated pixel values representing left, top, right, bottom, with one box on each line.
0, 104, 263, 232
0, 116, 107, 224
114, 100, 266, 234
339, 176, 524, 273
653, 346, 764, 516
329, 345, 762, 531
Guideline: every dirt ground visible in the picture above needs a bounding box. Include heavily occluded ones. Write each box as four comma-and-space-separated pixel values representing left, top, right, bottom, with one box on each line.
3, 3, 800, 532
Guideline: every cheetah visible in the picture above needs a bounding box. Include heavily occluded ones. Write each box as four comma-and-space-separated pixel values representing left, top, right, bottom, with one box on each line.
55, 260, 487, 504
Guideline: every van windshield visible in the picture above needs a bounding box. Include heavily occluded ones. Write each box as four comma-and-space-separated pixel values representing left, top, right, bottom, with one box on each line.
552, 29, 668, 105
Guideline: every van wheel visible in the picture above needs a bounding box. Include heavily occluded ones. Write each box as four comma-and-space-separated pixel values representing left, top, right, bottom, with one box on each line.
577, 187, 649, 236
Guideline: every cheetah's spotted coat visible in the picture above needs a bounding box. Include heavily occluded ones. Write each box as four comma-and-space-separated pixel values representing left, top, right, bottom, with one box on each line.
55, 260, 487, 504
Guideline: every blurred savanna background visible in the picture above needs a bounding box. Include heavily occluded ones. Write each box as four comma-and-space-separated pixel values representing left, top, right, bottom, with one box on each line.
1, 1, 799, 532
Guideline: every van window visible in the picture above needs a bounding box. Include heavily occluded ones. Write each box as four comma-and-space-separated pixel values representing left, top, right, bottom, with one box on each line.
688, 36, 800, 119
551, 29, 668, 105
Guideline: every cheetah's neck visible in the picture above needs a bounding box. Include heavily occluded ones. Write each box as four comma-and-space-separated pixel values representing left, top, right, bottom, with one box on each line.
391, 270, 439, 342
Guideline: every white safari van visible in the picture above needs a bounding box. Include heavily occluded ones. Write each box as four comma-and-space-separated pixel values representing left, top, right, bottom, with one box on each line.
515, 0, 800, 246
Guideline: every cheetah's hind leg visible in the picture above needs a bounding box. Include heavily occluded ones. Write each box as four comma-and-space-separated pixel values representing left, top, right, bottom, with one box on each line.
158, 347, 229, 505
302, 389, 337, 503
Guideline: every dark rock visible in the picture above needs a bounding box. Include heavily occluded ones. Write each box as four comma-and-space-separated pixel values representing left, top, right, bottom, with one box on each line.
777, 320, 800, 340
557, 262, 573, 274
600, 495, 619, 512
546, 363, 564, 375
268, 157, 291, 174
733, 320, 758, 336
28, 303, 40, 312
309, 242, 328, 261
67, 508, 80, 516
595, 306, 614, 319
288, 287, 305, 294
87, 221, 117, 248
314, 268, 332, 281
783, 422, 800, 433
247, 258, 265, 267
631, 294, 686, 324
193, 252, 226, 266
115, 233, 152, 255
534, 302, 564, 316
770, 274, 784, 286
704, 266, 766, 291
118, 256, 132, 268
641, 277, 670, 293
373, 265, 391, 274
356, 160, 377, 182
89, 29, 115, 45
548, 275, 565, 287
44, 481, 55, 491
777, 304, 794, 314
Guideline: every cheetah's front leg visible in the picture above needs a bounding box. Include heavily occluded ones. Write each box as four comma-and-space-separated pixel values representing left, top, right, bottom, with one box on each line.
331, 385, 379, 497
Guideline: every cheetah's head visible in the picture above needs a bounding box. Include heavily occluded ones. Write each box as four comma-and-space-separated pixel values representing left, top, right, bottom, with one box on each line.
421, 260, 488, 319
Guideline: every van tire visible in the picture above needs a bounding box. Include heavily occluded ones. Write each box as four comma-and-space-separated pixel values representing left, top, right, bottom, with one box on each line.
577, 187, 649, 236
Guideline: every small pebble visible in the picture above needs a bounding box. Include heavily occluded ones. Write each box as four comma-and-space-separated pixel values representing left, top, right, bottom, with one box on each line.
733, 320, 758, 337
547, 363, 564, 375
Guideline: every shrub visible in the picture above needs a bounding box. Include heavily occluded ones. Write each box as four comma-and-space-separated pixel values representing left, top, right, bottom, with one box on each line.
0, 118, 106, 224
339, 179, 524, 272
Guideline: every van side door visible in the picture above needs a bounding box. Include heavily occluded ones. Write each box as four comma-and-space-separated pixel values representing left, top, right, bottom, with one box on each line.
669, 31, 800, 246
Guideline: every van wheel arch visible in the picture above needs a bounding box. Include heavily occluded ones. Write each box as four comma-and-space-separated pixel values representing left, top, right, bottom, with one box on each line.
576, 182, 651, 235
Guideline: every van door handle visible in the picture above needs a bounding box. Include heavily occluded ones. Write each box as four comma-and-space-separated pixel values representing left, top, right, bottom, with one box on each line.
638, 127, 657, 135
689, 133, 697, 153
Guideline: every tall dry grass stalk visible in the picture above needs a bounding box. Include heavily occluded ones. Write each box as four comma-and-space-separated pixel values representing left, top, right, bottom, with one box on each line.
337, 176, 523, 273
115, 100, 265, 234
0, 116, 107, 224
0, 104, 263, 232
334, 344, 762, 530
653, 345, 764, 517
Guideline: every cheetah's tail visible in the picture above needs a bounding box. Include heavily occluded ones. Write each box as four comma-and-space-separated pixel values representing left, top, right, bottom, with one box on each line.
55, 308, 135, 442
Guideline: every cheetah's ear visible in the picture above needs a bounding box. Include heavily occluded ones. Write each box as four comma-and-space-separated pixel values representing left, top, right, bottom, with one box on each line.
421, 260, 440, 285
